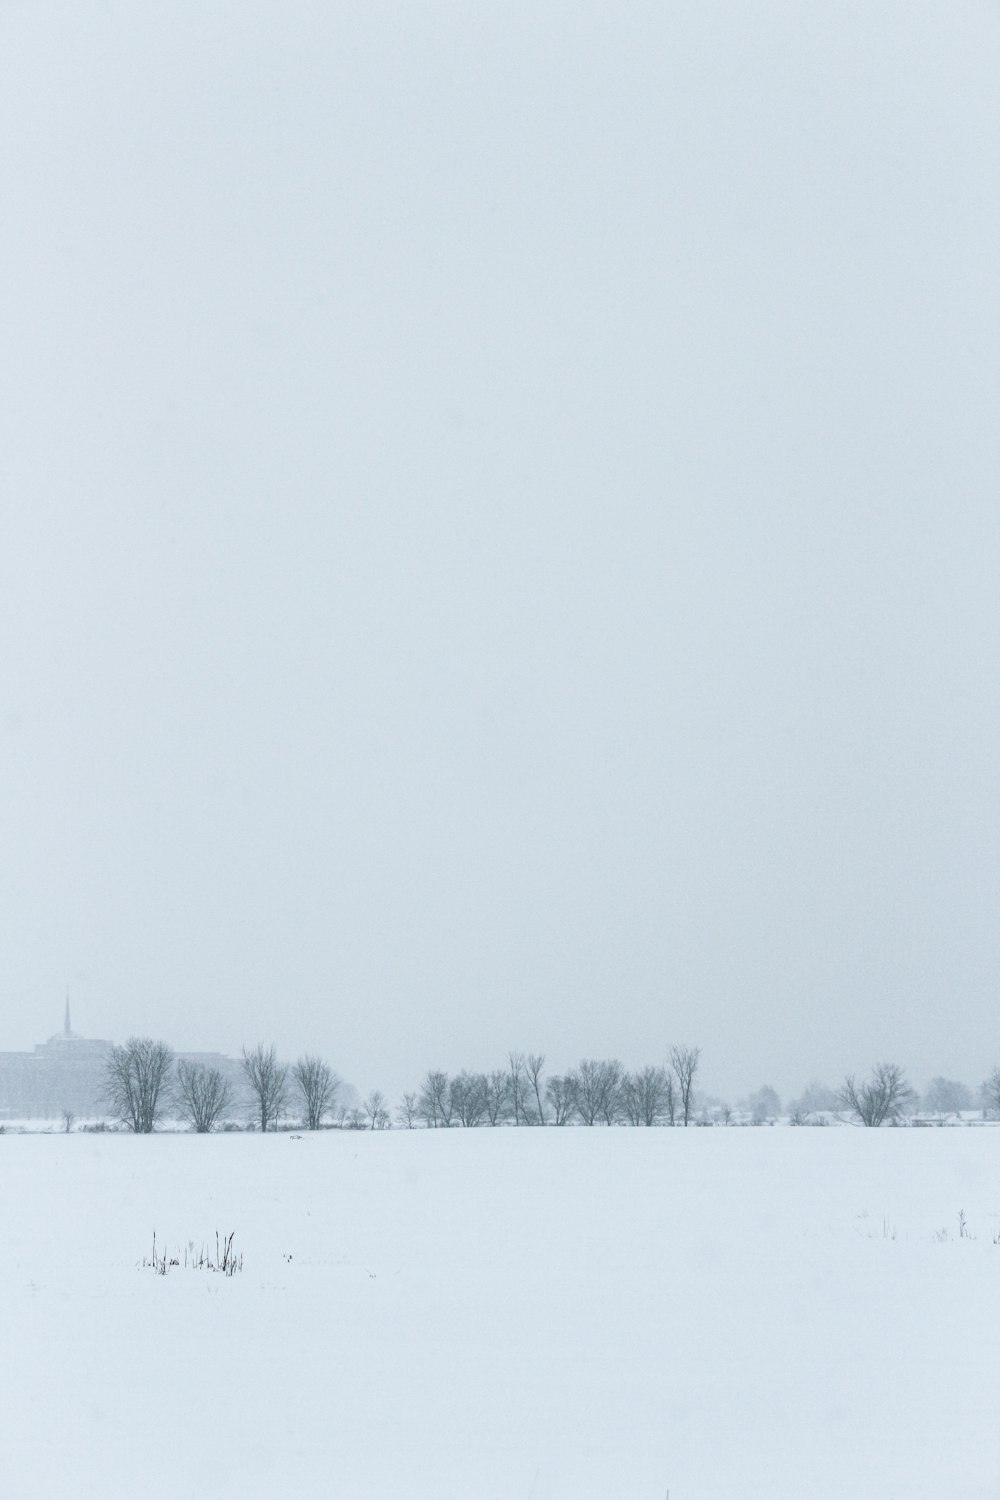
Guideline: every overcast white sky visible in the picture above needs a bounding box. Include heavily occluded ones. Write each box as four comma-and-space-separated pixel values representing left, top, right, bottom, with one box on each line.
1, 1, 997, 1105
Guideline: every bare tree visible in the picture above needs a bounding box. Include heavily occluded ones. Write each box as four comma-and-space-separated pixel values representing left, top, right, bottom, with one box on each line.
570, 1059, 623, 1126
396, 1092, 418, 1129
921, 1077, 973, 1116
508, 1051, 536, 1125
663, 1070, 677, 1125
293, 1055, 339, 1130
241, 1044, 288, 1133
620, 1073, 642, 1126
788, 1080, 840, 1117
484, 1069, 511, 1126
598, 1060, 623, 1125
523, 1053, 547, 1126
746, 1085, 781, 1124
62, 1109, 74, 1133
982, 1066, 1000, 1120
105, 1037, 175, 1133
621, 1065, 672, 1125
176, 1060, 232, 1133
450, 1071, 488, 1127
364, 1089, 389, 1129
839, 1063, 913, 1126
670, 1045, 701, 1126
545, 1074, 576, 1126
418, 1070, 452, 1127
566, 1064, 592, 1125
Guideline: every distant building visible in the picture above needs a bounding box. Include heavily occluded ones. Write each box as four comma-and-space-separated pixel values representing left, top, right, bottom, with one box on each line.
0, 999, 113, 1119
0, 1001, 247, 1121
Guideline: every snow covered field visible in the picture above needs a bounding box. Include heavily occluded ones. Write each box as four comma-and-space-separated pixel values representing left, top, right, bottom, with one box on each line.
2, 1128, 998, 1500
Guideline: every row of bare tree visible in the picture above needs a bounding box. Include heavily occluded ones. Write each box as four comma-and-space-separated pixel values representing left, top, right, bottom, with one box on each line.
401, 1059, 1000, 1130
397, 1048, 702, 1128
837, 1064, 1000, 1126
104, 1040, 1000, 1134
773, 1066, 1000, 1126
104, 1039, 342, 1134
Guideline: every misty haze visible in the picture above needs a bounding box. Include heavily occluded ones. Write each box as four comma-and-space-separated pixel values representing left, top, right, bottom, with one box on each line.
1, 2, 998, 1497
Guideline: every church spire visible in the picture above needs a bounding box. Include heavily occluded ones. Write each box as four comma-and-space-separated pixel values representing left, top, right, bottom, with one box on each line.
64, 992, 71, 1037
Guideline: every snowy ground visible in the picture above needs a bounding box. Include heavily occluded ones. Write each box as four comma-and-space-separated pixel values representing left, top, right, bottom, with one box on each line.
1, 1128, 998, 1500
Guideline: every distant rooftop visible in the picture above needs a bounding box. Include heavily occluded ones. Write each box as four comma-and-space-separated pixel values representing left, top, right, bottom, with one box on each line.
35, 997, 110, 1053
47, 994, 81, 1044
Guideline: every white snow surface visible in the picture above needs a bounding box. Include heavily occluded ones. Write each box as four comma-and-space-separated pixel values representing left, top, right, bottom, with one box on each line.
2, 1127, 998, 1499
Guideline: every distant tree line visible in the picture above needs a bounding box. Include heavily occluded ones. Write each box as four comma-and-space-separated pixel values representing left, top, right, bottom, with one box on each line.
399, 1057, 1000, 1132
395, 1047, 703, 1129
100, 1038, 1000, 1134
740, 1068, 999, 1127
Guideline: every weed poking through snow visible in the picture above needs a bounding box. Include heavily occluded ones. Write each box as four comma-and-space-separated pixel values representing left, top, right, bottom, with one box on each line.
142, 1230, 242, 1276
